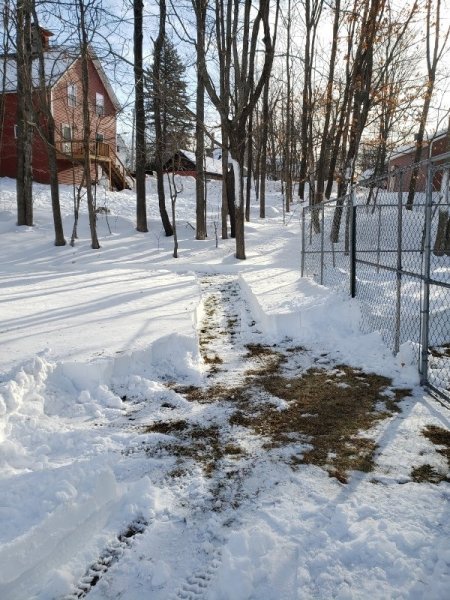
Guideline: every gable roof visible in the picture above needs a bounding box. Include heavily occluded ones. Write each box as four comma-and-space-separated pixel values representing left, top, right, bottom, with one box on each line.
0, 46, 121, 111
390, 129, 448, 160
178, 149, 223, 176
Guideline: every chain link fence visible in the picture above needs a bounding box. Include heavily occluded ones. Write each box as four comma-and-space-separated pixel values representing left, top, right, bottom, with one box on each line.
301, 155, 450, 402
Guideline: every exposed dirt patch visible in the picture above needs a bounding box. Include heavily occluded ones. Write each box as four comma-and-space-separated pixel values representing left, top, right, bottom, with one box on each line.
142, 419, 189, 434
411, 424, 450, 484
229, 365, 410, 483
167, 424, 224, 477
171, 362, 411, 483
165, 277, 412, 485
244, 343, 286, 376
429, 343, 450, 358
411, 464, 447, 484
173, 383, 250, 406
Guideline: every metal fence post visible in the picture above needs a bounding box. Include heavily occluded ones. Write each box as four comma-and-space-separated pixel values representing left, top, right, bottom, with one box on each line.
394, 172, 403, 355
376, 205, 382, 273
320, 204, 325, 285
420, 163, 433, 385
350, 198, 356, 298
301, 207, 305, 277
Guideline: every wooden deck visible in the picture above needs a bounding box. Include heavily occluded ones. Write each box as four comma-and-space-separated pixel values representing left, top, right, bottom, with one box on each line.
55, 140, 132, 190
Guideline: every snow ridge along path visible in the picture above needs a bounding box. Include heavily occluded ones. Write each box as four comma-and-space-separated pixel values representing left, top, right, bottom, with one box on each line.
70, 272, 450, 600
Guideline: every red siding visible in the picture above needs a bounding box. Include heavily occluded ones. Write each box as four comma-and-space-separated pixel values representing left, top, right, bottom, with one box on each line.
389, 135, 449, 192
51, 56, 116, 151
0, 53, 117, 187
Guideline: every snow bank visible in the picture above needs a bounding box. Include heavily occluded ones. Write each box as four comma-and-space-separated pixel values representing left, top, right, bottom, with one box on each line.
0, 268, 201, 378
240, 268, 360, 341
239, 268, 419, 385
0, 467, 119, 599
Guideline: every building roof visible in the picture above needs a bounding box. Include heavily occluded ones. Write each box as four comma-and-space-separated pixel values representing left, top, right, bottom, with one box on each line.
390, 129, 448, 160
0, 46, 121, 111
179, 149, 223, 176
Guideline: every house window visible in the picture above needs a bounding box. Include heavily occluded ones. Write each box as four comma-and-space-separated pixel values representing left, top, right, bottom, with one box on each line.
95, 93, 104, 116
61, 124, 72, 153
67, 83, 77, 107
96, 133, 104, 142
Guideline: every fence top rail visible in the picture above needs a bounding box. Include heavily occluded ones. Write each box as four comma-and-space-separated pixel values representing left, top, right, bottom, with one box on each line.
302, 195, 351, 210
430, 151, 450, 164
301, 155, 450, 215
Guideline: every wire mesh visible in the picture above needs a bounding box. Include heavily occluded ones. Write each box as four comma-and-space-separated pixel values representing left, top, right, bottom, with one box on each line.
302, 196, 352, 291
300, 159, 450, 401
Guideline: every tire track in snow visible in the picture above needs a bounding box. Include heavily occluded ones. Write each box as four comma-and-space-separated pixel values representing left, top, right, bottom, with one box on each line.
61, 517, 147, 600
167, 274, 274, 599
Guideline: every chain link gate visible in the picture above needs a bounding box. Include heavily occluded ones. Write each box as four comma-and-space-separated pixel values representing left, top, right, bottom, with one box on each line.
301, 154, 450, 403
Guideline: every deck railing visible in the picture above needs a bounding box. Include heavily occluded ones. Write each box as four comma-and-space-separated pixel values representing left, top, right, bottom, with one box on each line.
56, 139, 132, 189
56, 139, 110, 159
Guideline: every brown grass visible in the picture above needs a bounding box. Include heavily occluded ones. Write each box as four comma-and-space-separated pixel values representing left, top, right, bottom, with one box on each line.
173, 383, 251, 406
230, 365, 409, 483
244, 343, 286, 376
142, 420, 188, 434
411, 424, 450, 484
150, 423, 224, 477
168, 303, 412, 484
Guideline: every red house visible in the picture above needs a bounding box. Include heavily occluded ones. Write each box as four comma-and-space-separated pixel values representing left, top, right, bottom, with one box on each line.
388, 130, 449, 192
0, 27, 131, 190
162, 149, 223, 180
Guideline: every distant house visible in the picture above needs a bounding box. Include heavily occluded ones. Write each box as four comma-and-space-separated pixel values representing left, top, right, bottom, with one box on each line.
116, 133, 131, 170
163, 149, 223, 180
0, 26, 131, 190
388, 130, 449, 192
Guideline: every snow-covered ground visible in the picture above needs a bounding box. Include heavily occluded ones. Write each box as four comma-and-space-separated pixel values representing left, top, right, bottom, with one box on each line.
0, 175, 449, 600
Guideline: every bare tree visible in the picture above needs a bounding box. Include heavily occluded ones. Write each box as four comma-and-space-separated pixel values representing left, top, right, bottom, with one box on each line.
314, 0, 340, 207
167, 159, 183, 257
199, 0, 280, 259
298, 0, 322, 203
406, 0, 449, 209
76, 0, 99, 249
0, 0, 12, 168
16, 0, 33, 226
153, 0, 174, 236
30, 7, 66, 246
192, 0, 207, 239
134, 0, 148, 231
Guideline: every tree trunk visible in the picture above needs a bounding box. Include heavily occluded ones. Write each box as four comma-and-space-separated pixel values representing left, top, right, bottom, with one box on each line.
78, 0, 99, 249
284, 0, 292, 212
314, 0, 340, 206
31, 5, 65, 246
194, 0, 207, 239
134, 0, 148, 231
153, 0, 173, 236
245, 107, 253, 222
229, 153, 245, 259
226, 155, 236, 239
16, 0, 33, 227
259, 76, 270, 218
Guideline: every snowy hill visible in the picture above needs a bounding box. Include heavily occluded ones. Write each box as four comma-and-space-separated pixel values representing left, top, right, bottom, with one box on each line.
0, 175, 449, 600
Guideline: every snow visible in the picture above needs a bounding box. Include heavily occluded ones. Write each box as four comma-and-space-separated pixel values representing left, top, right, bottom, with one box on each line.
0, 47, 121, 110
0, 48, 77, 92
0, 175, 449, 599
179, 149, 223, 176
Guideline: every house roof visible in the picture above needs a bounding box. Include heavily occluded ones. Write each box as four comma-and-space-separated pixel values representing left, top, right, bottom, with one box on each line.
390, 129, 448, 160
178, 149, 223, 176
0, 46, 121, 111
